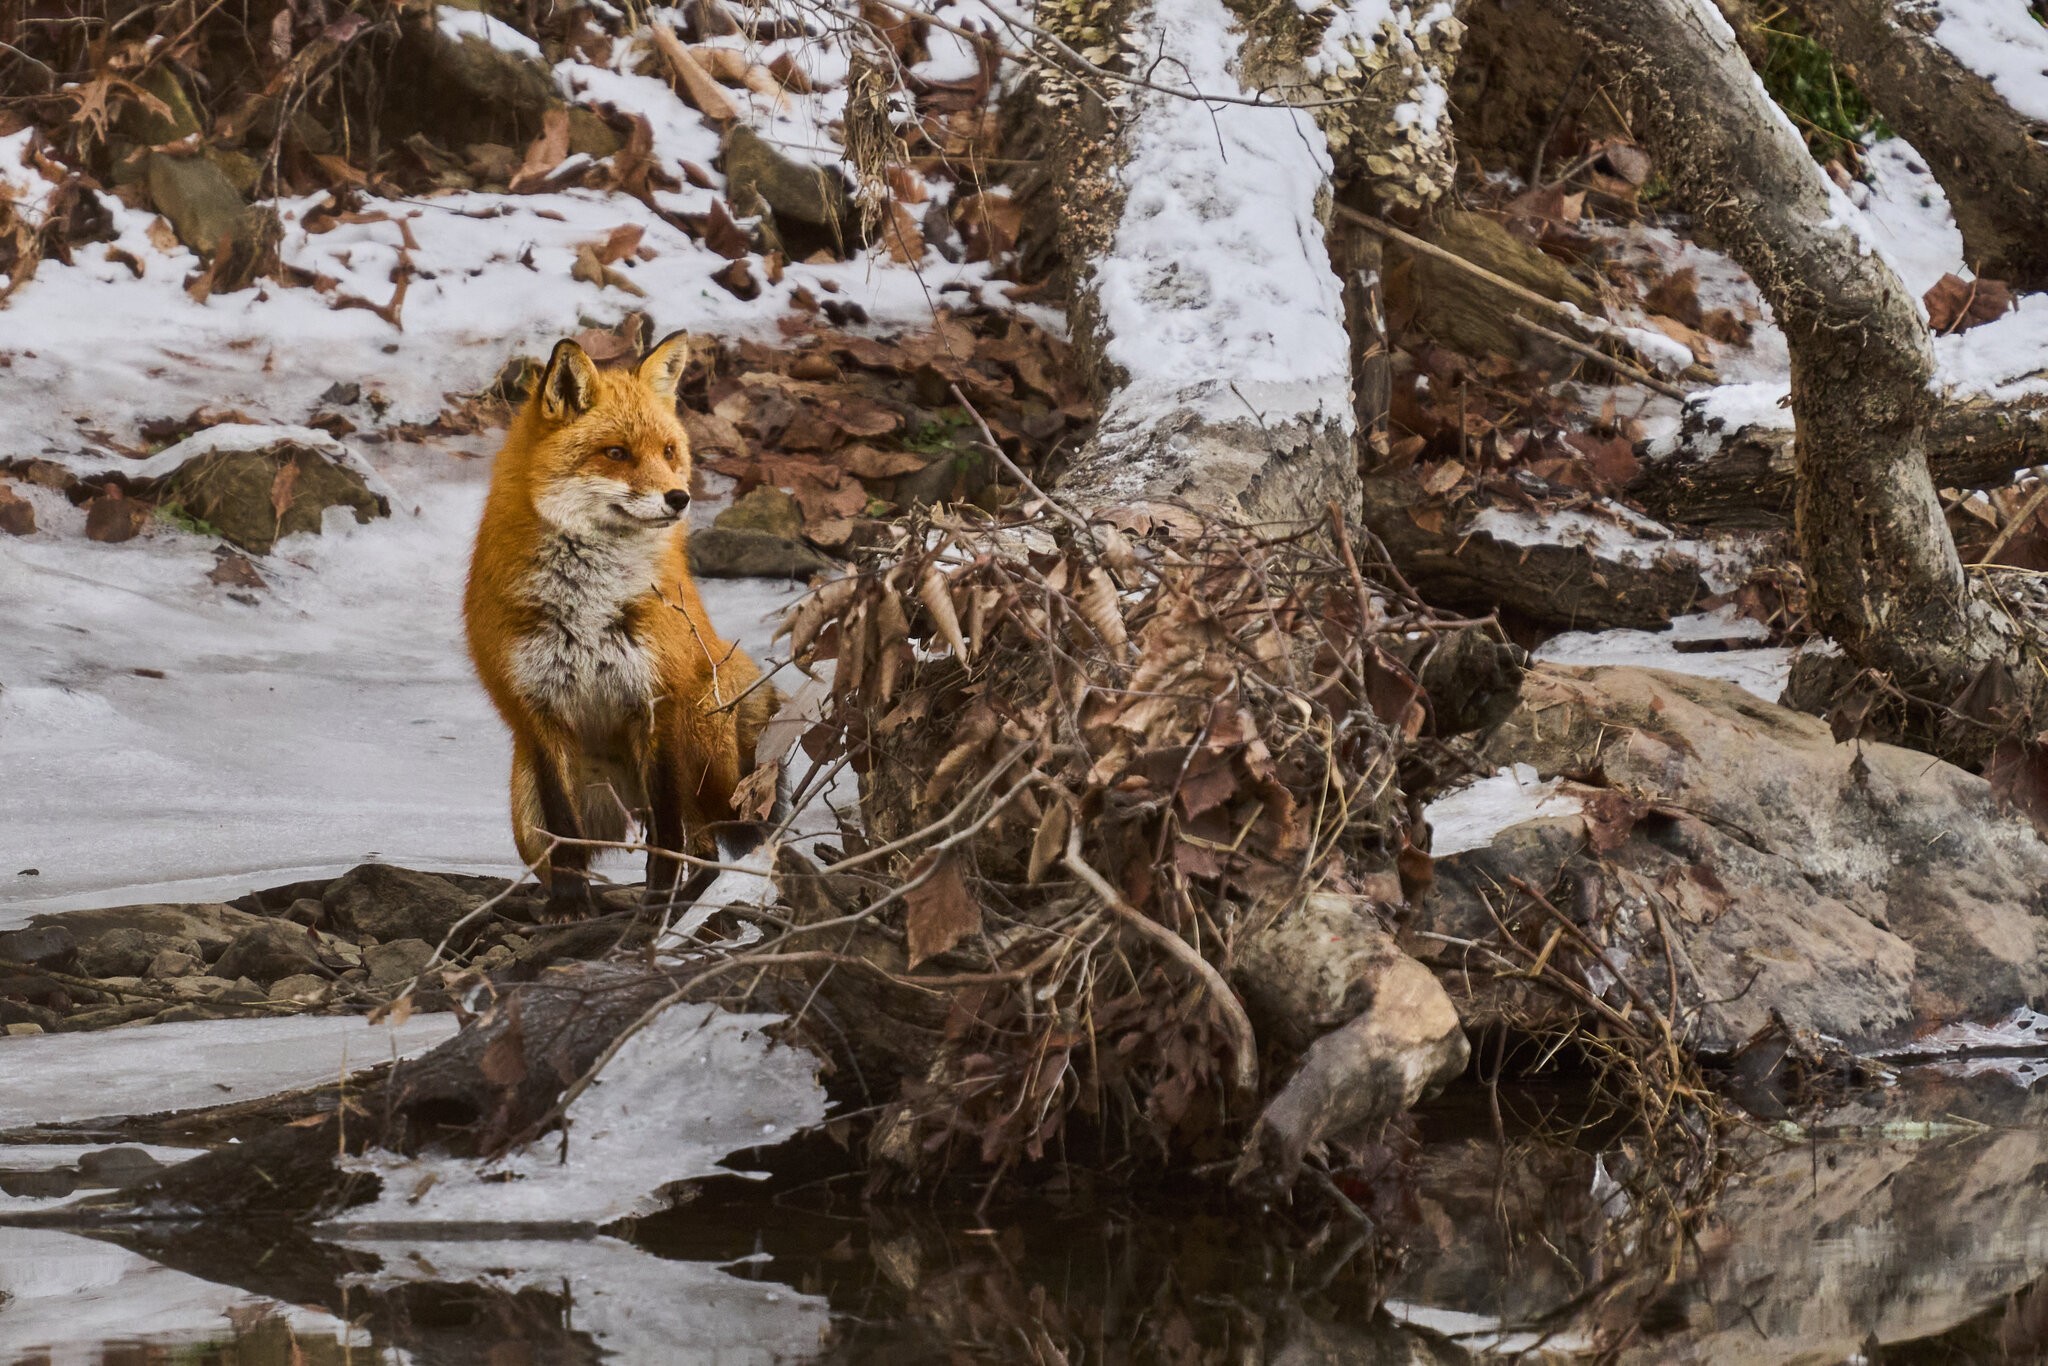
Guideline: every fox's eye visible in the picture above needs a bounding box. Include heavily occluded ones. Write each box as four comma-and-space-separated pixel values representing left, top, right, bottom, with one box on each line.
664, 443, 680, 463
603, 445, 632, 463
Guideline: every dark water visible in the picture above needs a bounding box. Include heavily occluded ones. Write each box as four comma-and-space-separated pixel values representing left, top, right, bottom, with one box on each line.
7, 1067, 2048, 1363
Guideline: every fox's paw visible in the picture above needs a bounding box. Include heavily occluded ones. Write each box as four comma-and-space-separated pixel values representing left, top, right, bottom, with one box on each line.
539, 878, 597, 924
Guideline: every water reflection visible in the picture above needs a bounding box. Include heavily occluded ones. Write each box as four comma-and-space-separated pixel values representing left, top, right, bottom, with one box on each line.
9, 1069, 2048, 1362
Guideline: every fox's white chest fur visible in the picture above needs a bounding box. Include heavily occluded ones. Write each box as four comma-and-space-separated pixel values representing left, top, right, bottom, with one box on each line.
508, 528, 666, 732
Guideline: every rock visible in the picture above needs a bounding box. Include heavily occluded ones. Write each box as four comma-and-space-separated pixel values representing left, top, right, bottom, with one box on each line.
76, 928, 156, 979
283, 898, 327, 928
165, 975, 241, 1001
84, 488, 152, 543
151, 433, 386, 555
724, 125, 851, 230
1231, 893, 1470, 1193
0, 482, 34, 536
320, 381, 362, 407
0, 924, 76, 973
61, 1003, 161, 1031
75, 1147, 167, 1183
117, 66, 203, 145
364, 937, 437, 987
688, 526, 836, 579
268, 973, 333, 1004
1413, 664, 2048, 1052
144, 947, 203, 980
4, 1023, 45, 1037
40, 902, 271, 973
323, 864, 487, 944
213, 921, 325, 984
567, 107, 622, 159
412, 1, 555, 133
144, 152, 282, 287
714, 485, 804, 539
0, 1000, 62, 1032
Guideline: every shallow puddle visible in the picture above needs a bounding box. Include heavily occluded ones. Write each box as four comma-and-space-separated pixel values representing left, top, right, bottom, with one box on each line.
7, 1067, 2048, 1362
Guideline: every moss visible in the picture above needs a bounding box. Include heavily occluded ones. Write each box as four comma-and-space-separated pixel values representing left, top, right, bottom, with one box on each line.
1752, 18, 1890, 161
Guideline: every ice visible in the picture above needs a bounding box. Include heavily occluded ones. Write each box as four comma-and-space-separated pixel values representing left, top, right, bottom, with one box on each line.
1086, 0, 1353, 450
1535, 610, 1796, 702
342, 1235, 832, 1361
0, 1012, 458, 1129
1423, 763, 1584, 857
333, 1001, 826, 1226
0, 1229, 369, 1363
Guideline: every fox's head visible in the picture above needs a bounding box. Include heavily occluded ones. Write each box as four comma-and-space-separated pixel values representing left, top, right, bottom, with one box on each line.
523, 331, 697, 538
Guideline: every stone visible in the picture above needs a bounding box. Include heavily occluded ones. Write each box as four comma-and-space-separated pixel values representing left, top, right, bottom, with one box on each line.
268, 973, 333, 1004
84, 488, 152, 543
144, 947, 203, 980
284, 898, 326, 928
75, 1147, 167, 1183
144, 151, 280, 279
76, 928, 155, 979
151, 434, 386, 555
0, 483, 34, 536
1413, 664, 2048, 1052
688, 526, 836, 580
724, 125, 850, 229
713, 485, 804, 539
214, 921, 324, 984
415, 2, 555, 130
0, 1000, 61, 1031
323, 863, 486, 944
117, 66, 202, 145
0, 924, 76, 973
4, 1023, 44, 1037
567, 107, 622, 159
364, 937, 437, 987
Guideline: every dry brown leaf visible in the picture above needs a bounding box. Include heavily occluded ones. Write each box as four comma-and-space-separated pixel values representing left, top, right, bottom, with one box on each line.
268, 456, 301, 526
1419, 460, 1466, 497
1026, 800, 1070, 886
651, 24, 738, 124
919, 561, 970, 661
1925, 273, 2015, 335
510, 108, 571, 192
732, 761, 782, 821
905, 851, 982, 967
1076, 565, 1129, 656
954, 190, 1021, 263
842, 444, 928, 479
479, 1014, 528, 1086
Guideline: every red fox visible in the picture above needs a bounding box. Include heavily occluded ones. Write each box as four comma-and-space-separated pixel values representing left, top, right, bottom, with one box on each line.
464, 332, 777, 918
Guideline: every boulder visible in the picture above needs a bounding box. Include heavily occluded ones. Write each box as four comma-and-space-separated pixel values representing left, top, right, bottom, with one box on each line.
268, 973, 333, 1004
0, 483, 34, 536
213, 921, 326, 984
38, 903, 269, 972
323, 864, 487, 944
714, 485, 804, 539
0, 924, 76, 973
364, 937, 437, 987
144, 947, 203, 980
146, 429, 387, 555
1412, 665, 2048, 1051
723, 125, 852, 253
688, 526, 836, 580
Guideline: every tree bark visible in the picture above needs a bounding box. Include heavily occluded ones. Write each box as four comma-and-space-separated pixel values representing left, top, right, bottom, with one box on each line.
1562, 0, 2017, 725
1632, 395, 2048, 528
1776, 0, 2048, 291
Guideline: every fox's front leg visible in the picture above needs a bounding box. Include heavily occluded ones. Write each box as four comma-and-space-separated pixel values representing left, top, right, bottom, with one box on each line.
513, 731, 596, 921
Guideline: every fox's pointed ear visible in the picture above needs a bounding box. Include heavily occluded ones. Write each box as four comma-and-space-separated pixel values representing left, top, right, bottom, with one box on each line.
539, 339, 599, 422
637, 330, 696, 401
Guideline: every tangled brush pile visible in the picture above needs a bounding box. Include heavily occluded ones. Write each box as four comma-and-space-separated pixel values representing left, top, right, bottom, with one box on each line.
769, 500, 1491, 1182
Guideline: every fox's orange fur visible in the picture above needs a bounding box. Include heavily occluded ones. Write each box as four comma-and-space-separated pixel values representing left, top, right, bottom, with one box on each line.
464, 332, 775, 915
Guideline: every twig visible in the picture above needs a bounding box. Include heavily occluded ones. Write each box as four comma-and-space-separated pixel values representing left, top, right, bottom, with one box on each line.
1977, 481, 2048, 565
947, 381, 1093, 538
1508, 313, 1691, 400
1061, 824, 1259, 1100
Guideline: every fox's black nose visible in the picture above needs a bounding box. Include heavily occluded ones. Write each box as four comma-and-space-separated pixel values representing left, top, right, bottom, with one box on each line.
664, 489, 691, 512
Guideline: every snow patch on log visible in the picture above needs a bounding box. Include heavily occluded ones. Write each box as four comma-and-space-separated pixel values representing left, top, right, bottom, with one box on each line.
1922, 0, 2048, 123
1933, 297, 2048, 401
1067, 0, 1354, 517
436, 5, 544, 59
1465, 502, 1748, 590
332, 1002, 827, 1226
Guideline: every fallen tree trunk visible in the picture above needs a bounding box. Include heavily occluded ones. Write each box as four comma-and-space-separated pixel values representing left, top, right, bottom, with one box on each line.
1774, 0, 2048, 291
1632, 393, 2048, 528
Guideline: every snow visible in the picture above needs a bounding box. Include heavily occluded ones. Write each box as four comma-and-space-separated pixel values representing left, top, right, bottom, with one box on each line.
1535, 610, 1794, 702
333, 1001, 825, 1225
1933, 295, 2048, 401
0, 1229, 371, 1365
0, 1012, 458, 1128
435, 4, 543, 60
1424, 763, 1584, 857
1857, 136, 1968, 297
1086, 0, 1354, 468
1466, 502, 1748, 593
342, 1235, 832, 1361
1926, 0, 2048, 123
